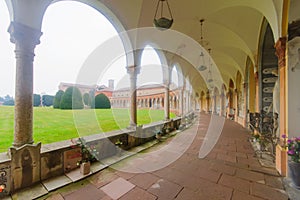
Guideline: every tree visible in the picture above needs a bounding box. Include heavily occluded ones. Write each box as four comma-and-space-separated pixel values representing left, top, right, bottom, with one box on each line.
94, 93, 111, 109
33, 94, 41, 107
53, 90, 64, 109
60, 86, 84, 110
83, 93, 90, 106
2, 95, 14, 106
42, 95, 54, 107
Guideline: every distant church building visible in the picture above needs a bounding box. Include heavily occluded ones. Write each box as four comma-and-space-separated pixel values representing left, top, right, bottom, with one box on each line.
58, 80, 181, 114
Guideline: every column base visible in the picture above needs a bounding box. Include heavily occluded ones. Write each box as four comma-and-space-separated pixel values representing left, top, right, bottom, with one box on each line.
12, 140, 34, 148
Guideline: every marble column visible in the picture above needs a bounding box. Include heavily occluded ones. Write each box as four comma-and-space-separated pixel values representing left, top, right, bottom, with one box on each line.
164, 81, 170, 120
126, 66, 140, 127
8, 22, 42, 147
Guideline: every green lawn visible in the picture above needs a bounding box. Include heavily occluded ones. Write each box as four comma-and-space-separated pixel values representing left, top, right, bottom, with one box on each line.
0, 106, 175, 152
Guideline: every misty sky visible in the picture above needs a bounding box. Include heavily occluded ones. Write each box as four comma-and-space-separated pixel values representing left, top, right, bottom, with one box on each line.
0, 1, 179, 97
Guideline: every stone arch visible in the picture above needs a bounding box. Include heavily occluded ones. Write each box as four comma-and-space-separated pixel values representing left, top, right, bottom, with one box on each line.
139, 44, 164, 85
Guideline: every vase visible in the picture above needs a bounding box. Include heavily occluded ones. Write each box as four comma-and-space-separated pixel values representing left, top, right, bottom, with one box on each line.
288, 161, 300, 189
80, 161, 91, 175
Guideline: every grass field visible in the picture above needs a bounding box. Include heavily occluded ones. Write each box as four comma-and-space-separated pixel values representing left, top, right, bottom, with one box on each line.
0, 106, 175, 152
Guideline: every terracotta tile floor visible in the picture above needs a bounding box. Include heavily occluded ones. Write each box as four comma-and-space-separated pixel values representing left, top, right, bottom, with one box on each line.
44, 113, 288, 200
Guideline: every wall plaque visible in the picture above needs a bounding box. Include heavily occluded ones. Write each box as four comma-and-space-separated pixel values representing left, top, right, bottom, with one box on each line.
0, 165, 10, 197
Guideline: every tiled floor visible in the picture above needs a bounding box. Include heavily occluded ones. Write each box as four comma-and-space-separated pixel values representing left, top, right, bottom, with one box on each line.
40, 113, 289, 200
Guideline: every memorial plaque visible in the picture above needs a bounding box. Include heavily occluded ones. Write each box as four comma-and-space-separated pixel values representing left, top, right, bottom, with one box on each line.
0, 165, 10, 197
10, 143, 41, 191
63, 148, 81, 173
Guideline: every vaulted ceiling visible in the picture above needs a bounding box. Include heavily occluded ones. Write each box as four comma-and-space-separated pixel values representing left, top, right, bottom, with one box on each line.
99, 0, 283, 94
6, 0, 285, 94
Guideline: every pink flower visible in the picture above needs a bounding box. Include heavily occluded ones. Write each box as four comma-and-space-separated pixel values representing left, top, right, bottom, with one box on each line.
282, 134, 287, 139
288, 150, 295, 155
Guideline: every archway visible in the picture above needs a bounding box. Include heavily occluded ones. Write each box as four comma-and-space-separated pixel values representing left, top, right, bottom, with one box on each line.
0, 1, 15, 97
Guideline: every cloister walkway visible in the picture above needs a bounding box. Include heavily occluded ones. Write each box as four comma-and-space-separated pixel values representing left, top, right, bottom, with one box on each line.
36, 114, 289, 199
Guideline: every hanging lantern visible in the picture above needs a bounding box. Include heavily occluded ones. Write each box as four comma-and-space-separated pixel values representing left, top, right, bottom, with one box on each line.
153, 0, 174, 30
197, 52, 207, 71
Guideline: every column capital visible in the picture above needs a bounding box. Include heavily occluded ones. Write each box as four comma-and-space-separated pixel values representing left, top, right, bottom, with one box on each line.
126, 65, 140, 76
163, 78, 170, 86
8, 21, 42, 47
275, 36, 287, 69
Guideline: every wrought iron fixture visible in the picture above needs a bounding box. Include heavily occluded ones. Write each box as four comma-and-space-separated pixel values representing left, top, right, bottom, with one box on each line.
207, 48, 213, 84
199, 19, 209, 47
153, 0, 174, 30
197, 19, 208, 71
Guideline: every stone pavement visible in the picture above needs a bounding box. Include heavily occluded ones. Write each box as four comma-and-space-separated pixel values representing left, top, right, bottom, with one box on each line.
35, 114, 290, 199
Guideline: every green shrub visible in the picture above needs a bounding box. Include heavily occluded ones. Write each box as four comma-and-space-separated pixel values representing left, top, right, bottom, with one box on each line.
42, 95, 54, 107
94, 93, 111, 109
53, 90, 64, 109
33, 94, 41, 107
60, 86, 84, 110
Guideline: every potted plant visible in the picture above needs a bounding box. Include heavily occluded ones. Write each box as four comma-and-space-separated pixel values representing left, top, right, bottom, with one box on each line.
115, 139, 123, 156
73, 138, 99, 175
283, 134, 300, 188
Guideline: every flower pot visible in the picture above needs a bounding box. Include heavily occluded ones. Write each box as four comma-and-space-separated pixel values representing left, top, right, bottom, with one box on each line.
80, 161, 91, 175
288, 161, 300, 189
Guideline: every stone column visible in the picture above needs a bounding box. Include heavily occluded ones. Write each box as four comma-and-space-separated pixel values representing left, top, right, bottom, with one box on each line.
8, 22, 42, 147
126, 66, 140, 127
164, 80, 170, 120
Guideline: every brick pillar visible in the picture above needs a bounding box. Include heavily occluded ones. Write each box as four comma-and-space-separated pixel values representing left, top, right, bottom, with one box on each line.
274, 37, 287, 176
8, 22, 42, 147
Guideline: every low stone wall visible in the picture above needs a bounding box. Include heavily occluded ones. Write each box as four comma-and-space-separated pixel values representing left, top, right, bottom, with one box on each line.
0, 117, 182, 196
